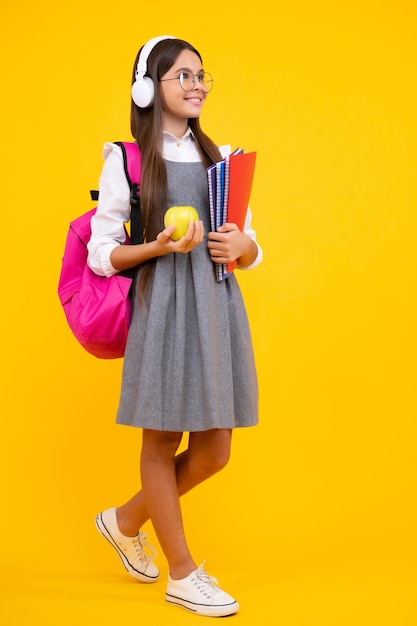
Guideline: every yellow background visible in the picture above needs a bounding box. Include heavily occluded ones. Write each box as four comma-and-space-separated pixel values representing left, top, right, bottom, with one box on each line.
1, 1, 416, 624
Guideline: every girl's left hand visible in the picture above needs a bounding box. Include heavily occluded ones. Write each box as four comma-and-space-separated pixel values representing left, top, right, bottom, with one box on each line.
207, 223, 250, 264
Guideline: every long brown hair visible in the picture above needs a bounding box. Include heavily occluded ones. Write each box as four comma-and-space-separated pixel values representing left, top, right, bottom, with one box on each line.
130, 38, 222, 296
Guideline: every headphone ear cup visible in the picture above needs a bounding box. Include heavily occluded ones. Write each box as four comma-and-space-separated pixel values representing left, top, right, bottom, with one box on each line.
131, 75, 155, 108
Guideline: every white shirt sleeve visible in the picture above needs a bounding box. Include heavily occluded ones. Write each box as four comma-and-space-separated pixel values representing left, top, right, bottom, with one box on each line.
87, 143, 131, 277
238, 206, 263, 270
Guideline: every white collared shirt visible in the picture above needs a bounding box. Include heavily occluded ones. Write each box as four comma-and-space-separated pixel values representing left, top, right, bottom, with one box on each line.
162, 128, 202, 161
87, 132, 263, 276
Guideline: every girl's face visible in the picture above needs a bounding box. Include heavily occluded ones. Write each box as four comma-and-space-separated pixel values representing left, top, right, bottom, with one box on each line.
159, 49, 209, 135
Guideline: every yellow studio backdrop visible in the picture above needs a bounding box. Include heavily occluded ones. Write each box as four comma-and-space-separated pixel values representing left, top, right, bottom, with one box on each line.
1, 1, 416, 625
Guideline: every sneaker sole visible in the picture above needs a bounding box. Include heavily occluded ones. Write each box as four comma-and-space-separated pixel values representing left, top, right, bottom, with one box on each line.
166, 593, 239, 617
95, 512, 159, 583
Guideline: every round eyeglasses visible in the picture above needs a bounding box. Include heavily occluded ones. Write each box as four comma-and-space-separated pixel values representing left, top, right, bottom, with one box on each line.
159, 71, 213, 93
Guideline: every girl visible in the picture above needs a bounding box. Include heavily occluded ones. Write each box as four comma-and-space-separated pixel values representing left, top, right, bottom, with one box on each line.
87, 36, 262, 617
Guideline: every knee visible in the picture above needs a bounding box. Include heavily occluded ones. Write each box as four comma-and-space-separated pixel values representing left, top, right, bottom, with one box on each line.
192, 444, 231, 478
210, 446, 231, 473
142, 429, 183, 461
187, 430, 232, 478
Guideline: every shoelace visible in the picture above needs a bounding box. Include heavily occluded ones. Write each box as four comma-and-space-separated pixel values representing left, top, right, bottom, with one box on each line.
120, 531, 157, 566
192, 562, 220, 599
138, 531, 158, 559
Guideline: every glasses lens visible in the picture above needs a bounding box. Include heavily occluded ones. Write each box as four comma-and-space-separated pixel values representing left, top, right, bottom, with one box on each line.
200, 72, 213, 92
178, 72, 213, 92
178, 72, 192, 91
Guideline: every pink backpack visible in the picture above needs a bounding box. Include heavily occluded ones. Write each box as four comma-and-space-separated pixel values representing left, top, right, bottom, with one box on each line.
58, 142, 142, 359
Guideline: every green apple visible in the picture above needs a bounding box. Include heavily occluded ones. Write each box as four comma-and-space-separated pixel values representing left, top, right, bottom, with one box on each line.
164, 205, 200, 241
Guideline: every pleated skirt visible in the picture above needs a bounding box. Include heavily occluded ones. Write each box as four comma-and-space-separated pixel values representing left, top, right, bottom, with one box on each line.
116, 160, 258, 432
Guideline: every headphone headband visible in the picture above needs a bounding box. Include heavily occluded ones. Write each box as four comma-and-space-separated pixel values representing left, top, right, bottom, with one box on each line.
132, 35, 176, 108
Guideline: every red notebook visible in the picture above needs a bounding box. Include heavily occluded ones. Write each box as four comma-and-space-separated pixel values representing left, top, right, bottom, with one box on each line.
224, 151, 257, 273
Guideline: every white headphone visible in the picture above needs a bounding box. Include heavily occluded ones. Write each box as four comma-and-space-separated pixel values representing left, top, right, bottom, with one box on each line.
131, 35, 176, 108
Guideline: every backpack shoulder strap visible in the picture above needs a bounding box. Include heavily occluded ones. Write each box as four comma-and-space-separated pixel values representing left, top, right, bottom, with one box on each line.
115, 141, 141, 187
89, 141, 141, 201
114, 141, 143, 246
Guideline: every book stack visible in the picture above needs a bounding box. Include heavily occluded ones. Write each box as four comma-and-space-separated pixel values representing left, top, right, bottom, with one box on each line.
207, 149, 257, 281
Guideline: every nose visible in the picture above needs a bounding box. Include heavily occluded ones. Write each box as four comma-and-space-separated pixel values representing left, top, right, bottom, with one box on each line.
192, 76, 208, 93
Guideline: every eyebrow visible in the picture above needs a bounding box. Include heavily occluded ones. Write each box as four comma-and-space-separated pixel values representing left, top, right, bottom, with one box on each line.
173, 66, 204, 74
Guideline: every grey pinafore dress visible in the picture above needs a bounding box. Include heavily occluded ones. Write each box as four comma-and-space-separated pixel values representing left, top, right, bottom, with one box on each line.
116, 160, 258, 432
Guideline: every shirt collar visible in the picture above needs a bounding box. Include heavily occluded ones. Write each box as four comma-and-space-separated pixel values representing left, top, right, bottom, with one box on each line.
163, 127, 195, 143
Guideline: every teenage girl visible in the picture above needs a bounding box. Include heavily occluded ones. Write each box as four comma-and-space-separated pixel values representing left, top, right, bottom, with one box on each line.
87, 36, 262, 617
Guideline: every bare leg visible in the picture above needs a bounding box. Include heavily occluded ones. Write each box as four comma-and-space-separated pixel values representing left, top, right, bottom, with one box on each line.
140, 429, 194, 579
116, 428, 232, 578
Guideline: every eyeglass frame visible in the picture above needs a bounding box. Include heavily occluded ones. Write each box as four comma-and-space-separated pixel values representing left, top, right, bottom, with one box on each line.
159, 71, 213, 93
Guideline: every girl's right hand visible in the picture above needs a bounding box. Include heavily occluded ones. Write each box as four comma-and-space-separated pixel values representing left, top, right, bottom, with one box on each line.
156, 220, 204, 254
109, 220, 204, 271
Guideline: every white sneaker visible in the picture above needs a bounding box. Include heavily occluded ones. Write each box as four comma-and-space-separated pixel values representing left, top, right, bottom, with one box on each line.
95, 508, 159, 583
166, 562, 239, 617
